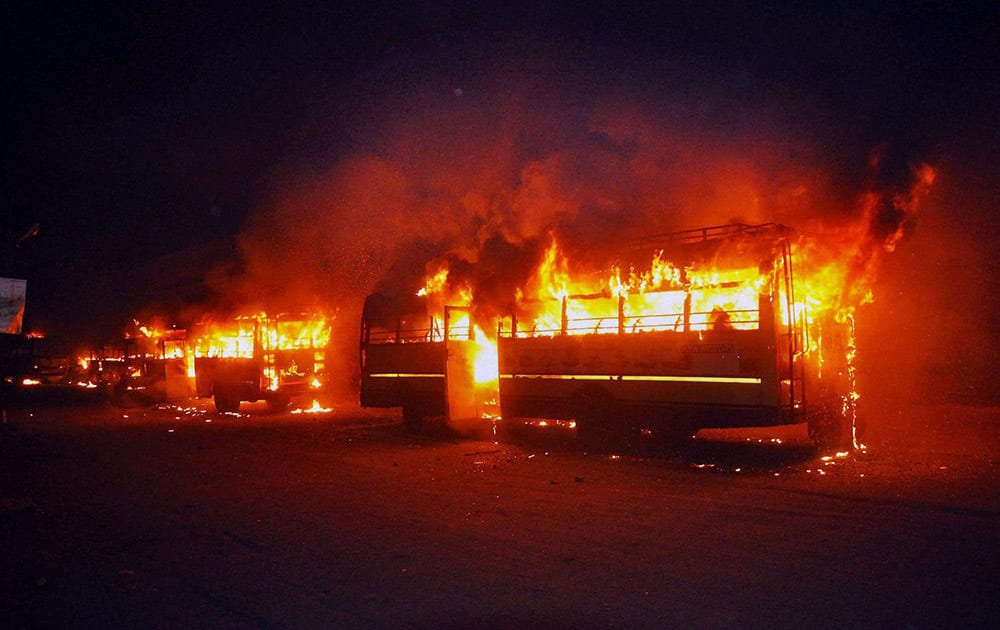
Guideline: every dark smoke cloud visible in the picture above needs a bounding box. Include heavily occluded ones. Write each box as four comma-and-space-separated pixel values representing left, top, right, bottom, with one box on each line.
858, 148, 1000, 407
234, 67, 864, 302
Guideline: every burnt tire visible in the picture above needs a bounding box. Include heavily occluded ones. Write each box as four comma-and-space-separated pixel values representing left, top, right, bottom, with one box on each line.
266, 393, 291, 412
651, 423, 698, 447
109, 383, 129, 408
807, 402, 852, 451
575, 392, 634, 453
402, 404, 424, 433
574, 415, 602, 448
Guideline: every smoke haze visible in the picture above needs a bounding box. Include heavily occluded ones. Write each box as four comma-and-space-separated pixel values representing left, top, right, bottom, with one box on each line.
206, 54, 968, 402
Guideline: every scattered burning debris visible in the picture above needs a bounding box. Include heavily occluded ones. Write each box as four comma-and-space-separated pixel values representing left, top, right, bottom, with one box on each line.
291, 400, 333, 414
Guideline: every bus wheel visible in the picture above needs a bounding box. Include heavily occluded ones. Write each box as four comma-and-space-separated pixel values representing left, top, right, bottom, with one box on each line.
402, 404, 424, 433
651, 423, 698, 448
575, 391, 629, 452
214, 391, 241, 414
266, 393, 290, 412
808, 404, 851, 451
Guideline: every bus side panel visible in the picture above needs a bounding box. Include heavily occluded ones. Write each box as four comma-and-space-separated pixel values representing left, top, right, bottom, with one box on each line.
194, 357, 217, 398
361, 342, 446, 410
498, 327, 785, 428
217, 358, 261, 401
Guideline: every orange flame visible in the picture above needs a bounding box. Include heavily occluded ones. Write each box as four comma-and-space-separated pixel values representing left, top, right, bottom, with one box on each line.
514, 237, 766, 337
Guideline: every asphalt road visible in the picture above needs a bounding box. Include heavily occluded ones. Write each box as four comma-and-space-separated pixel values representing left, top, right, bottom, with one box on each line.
2, 393, 997, 629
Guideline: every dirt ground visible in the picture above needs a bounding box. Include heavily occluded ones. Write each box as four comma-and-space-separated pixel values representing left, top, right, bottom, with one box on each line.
1, 392, 997, 629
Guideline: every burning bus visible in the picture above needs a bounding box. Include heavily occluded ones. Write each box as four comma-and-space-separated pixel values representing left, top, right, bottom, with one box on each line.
193, 312, 331, 413
360, 223, 859, 450
498, 223, 856, 449
109, 323, 192, 405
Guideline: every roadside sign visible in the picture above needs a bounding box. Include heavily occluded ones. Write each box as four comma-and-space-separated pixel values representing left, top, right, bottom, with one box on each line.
0, 277, 27, 334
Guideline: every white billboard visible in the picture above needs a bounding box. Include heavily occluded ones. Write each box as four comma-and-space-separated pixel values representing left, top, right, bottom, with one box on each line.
0, 277, 27, 335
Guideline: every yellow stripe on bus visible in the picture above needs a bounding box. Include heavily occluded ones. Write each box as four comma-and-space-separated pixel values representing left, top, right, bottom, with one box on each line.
368, 373, 445, 378
500, 374, 761, 384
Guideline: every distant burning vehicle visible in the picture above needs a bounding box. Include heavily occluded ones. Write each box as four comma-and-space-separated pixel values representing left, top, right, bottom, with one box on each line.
21, 335, 74, 387
193, 312, 331, 413
110, 323, 192, 405
361, 223, 860, 450
18, 334, 101, 390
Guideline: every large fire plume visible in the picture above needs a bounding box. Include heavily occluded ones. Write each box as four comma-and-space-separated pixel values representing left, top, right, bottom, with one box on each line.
215, 67, 942, 411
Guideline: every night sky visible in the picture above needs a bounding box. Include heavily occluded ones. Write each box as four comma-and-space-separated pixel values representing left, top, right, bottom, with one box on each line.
5, 2, 999, 398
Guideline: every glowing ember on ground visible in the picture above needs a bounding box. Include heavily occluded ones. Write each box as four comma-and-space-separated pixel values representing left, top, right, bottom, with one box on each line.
292, 400, 332, 414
